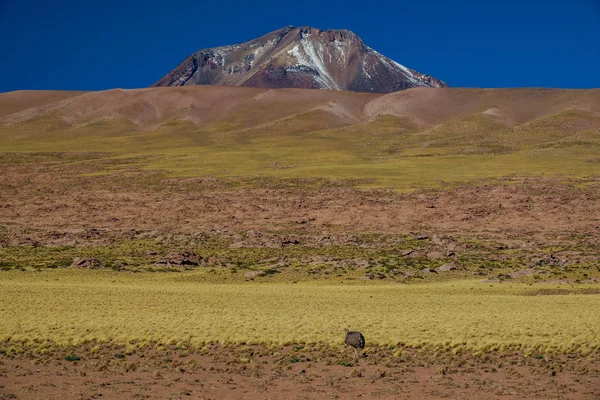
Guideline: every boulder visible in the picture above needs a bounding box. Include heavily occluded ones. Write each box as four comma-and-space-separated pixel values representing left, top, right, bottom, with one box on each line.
156, 251, 202, 266
281, 236, 300, 246
509, 267, 537, 279
71, 257, 102, 269
411, 233, 429, 240
436, 262, 459, 272
426, 251, 445, 259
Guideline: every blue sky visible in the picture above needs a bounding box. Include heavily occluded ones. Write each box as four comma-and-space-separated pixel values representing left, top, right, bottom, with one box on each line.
0, 0, 598, 92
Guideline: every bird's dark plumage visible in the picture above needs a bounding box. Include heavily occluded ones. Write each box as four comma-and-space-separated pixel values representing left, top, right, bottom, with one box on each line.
344, 328, 365, 349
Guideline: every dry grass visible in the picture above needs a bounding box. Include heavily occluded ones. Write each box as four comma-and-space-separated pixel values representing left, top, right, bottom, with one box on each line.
1, 270, 599, 356
1, 88, 598, 191
1, 87, 599, 365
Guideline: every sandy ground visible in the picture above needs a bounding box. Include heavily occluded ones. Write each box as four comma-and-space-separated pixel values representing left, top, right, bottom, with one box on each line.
2, 349, 599, 400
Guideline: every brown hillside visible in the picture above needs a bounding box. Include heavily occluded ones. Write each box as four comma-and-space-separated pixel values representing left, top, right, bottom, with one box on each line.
0, 90, 86, 118
364, 87, 600, 126
1, 86, 599, 131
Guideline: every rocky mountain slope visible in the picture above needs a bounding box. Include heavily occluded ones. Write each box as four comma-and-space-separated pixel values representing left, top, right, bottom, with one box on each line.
152, 26, 448, 93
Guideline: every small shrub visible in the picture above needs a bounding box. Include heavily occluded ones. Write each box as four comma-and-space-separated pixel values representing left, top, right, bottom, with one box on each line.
65, 354, 80, 362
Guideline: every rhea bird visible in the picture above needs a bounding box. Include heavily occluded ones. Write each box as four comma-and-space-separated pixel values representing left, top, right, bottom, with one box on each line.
344, 328, 365, 359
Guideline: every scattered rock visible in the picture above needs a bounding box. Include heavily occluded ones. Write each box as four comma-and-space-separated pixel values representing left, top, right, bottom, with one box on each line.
281, 237, 300, 246
426, 251, 445, 259
436, 262, 459, 272
374, 368, 386, 378
338, 236, 358, 245
8, 237, 39, 247
316, 235, 331, 244
411, 233, 429, 240
532, 254, 566, 267
83, 228, 102, 239
431, 235, 444, 245
71, 257, 102, 269
509, 267, 537, 279
244, 271, 262, 278
246, 229, 263, 238
314, 235, 357, 246
206, 256, 227, 265
156, 251, 202, 267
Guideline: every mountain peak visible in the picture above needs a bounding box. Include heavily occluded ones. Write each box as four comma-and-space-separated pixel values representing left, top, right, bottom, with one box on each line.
152, 26, 447, 93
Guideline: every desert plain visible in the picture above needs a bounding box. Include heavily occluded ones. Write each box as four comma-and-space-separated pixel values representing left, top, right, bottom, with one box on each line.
1, 86, 599, 399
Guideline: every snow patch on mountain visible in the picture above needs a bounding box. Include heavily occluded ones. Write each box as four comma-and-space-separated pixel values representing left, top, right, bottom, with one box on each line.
331, 40, 348, 66
367, 47, 424, 87
287, 44, 309, 66
286, 40, 339, 90
300, 37, 340, 90
153, 26, 448, 92
362, 57, 372, 80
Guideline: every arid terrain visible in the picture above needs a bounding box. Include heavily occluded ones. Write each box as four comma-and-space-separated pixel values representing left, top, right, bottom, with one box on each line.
1, 86, 599, 399
2, 345, 599, 400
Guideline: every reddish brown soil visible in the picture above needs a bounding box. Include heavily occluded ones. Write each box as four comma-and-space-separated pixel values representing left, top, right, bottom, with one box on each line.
0, 86, 378, 128
2, 87, 600, 399
365, 87, 600, 126
2, 349, 599, 400
0, 90, 86, 118
1, 158, 599, 248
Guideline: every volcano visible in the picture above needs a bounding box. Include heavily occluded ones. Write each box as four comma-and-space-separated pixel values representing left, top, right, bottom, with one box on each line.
152, 26, 447, 93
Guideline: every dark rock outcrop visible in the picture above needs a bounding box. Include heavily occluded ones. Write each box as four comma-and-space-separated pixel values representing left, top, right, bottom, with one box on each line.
71, 257, 102, 269
156, 251, 202, 267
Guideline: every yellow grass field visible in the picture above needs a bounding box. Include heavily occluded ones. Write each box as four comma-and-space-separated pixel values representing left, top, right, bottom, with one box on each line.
1, 270, 599, 356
